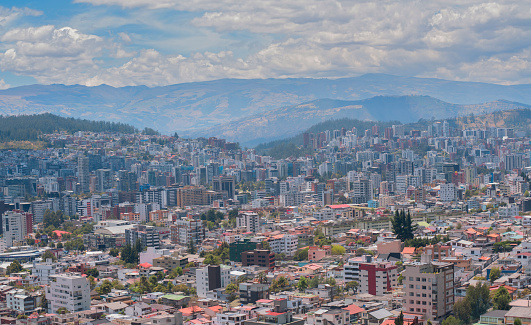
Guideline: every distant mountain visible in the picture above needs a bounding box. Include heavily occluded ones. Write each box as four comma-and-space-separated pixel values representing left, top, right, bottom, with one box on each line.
2, 74, 531, 138
201, 96, 530, 147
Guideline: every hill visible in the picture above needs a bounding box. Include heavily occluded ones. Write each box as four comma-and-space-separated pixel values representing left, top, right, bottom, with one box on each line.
2, 74, 531, 137
202, 96, 530, 147
257, 107, 531, 158
0, 113, 137, 143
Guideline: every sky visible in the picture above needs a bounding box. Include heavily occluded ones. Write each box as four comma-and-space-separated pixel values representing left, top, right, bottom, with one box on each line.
0, 0, 531, 88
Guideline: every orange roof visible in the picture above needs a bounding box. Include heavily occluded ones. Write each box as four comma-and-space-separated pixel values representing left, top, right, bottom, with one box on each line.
479, 256, 491, 261
208, 306, 223, 312
402, 247, 416, 255
138, 262, 152, 268
343, 304, 364, 314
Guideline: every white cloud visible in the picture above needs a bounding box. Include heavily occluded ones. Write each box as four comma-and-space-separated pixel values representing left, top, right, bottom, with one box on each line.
4, 1, 531, 86
0, 79, 10, 90
0, 25, 107, 84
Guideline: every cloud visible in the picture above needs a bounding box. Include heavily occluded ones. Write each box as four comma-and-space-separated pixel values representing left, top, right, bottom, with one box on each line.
5, 1, 531, 86
0, 79, 10, 90
0, 25, 107, 84
0, 6, 42, 28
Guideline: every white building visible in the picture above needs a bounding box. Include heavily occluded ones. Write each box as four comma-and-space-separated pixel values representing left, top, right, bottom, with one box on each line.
236, 212, 260, 233
7, 289, 40, 313
33, 259, 62, 285
196, 265, 231, 298
269, 234, 298, 257
2, 211, 32, 250
439, 183, 456, 202
45, 273, 90, 313
216, 312, 248, 325
498, 204, 519, 218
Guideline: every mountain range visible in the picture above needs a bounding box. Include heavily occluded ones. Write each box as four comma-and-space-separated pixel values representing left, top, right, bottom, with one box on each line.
2, 74, 531, 145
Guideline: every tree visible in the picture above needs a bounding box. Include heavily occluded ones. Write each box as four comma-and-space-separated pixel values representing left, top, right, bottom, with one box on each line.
514, 318, 522, 325
56, 307, 69, 314
42, 250, 57, 262
525, 191, 529, 197
297, 276, 308, 292
257, 272, 267, 284
453, 296, 471, 324
293, 248, 309, 261
225, 283, 238, 294
391, 210, 416, 241
493, 286, 512, 310
86, 268, 99, 278
345, 281, 359, 293
96, 280, 113, 295
394, 311, 404, 325
331, 245, 346, 255
442, 316, 460, 325
6, 260, 22, 275
109, 248, 119, 257
490, 267, 501, 283
261, 240, 271, 251
397, 274, 404, 285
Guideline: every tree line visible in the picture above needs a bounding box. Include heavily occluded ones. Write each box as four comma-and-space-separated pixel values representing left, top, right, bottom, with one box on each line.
0, 113, 137, 142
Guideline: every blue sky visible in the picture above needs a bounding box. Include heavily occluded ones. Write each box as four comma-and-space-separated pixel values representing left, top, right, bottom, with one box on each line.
0, 0, 531, 88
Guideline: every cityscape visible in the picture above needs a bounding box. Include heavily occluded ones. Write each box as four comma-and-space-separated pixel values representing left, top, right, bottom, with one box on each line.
0, 1, 531, 325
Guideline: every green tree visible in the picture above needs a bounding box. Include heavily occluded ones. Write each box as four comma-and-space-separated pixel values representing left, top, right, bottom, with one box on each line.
331, 245, 346, 255
514, 318, 522, 325
42, 250, 57, 262
96, 280, 113, 295
56, 307, 69, 314
293, 248, 309, 261
345, 281, 359, 293
6, 260, 22, 275
225, 283, 238, 294
392, 210, 416, 241
442, 316, 460, 325
297, 276, 308, 292
490, 267, 501, 283
261, 240, 271, 251
453, 296, 471, 324
394, 311, 404, 325
493, 286, 512, 310
86, 268, 99, 278
109, 248, 119, 257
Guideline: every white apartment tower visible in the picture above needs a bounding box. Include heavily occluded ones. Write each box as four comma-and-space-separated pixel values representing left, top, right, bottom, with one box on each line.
45, 273, 90, 313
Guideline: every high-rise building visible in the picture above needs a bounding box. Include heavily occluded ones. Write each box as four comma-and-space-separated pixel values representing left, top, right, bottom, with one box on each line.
196, 265, 231, 297
45, 273, 90, 313
78, 156, 90, 193
125, 225, 160, 249
359, 262, 398, 296
96, 169, 112, 192
236, 212, 260, 233
212, 176, 235, 199
2, 210, 32, 249
403, 262, 454, 322
171, 218, 205, 246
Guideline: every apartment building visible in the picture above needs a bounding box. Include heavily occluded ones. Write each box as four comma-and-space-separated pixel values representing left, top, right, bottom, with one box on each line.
2, 210, 33, 249
269, 234, 298, 257
171, 218, 205, 246
242, 249, 276, 269
359, 262, 398, 296
403, 262, 454, 322
236, 211, 260, 233
196, 265, 230, 298
33, 259, 62, 285
45, 273, 90, 313
125, 225, 160, 249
